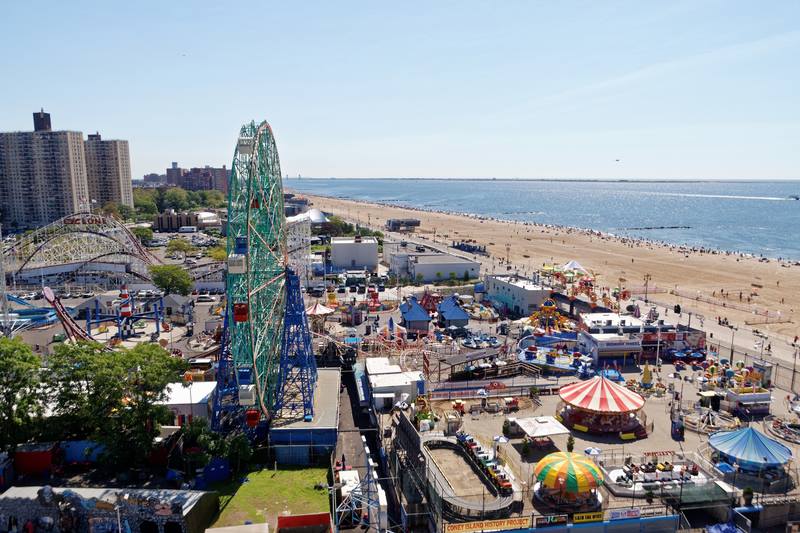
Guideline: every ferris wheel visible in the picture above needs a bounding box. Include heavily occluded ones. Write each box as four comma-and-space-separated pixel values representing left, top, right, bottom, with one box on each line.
226, 121, 287, 419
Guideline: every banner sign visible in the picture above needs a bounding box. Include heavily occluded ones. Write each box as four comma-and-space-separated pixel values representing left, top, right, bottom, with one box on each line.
534, 514, 569, 528
573, 512, 604, 523
609, 508, 641, 521
444, 517, 532, 533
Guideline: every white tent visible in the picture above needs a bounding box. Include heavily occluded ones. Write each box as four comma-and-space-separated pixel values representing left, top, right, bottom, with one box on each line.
515, 416, 570, 438
562, 260, 589, 274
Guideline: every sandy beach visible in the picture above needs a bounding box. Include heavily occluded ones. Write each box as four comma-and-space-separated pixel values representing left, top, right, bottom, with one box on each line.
301, 192, 800, 343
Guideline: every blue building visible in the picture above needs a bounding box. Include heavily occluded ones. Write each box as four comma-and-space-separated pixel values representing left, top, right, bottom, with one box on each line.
399, 296, 431, 333
437, 296, 470, 328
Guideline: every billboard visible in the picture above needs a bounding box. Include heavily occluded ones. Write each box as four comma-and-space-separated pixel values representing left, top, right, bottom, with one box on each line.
443, 517, 532, 533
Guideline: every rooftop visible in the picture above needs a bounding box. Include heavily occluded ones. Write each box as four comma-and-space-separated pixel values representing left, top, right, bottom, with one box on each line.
488, 275, 546, 291
369, 371, 424, 389
580, 312, 645, 328
365, 357, 402, 375
331, 236, 378, 244
159, 381, 217, 406
413, 254, 477, 265
272, 368, 341, 430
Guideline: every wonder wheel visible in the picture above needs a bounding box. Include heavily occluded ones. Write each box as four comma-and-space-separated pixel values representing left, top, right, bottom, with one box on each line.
226, 121, 287, 418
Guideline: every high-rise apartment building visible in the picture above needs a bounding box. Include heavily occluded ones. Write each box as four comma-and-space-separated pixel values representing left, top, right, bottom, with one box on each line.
0, 111, 89, 230
0, 111, 133, 230
84, 133, 134, 208
166, 162, 185, 185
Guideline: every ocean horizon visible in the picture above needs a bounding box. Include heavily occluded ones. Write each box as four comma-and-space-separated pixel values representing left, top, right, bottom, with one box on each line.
285, 178, 800, 260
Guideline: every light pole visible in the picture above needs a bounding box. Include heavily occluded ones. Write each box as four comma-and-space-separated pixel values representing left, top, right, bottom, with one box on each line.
729, 326, 737, 358
791, 345, 799, 395
644, 273, 652, 303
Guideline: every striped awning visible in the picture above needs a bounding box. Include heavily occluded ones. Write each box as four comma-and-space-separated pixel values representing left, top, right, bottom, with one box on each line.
558, 376, 645, 413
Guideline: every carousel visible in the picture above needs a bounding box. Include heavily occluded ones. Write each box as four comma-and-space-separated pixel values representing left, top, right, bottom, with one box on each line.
557, 376, 647, 435
533, 451, 604, 511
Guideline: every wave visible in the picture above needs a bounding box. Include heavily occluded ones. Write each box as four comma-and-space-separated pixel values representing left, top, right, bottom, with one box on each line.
645, 192, 792, 201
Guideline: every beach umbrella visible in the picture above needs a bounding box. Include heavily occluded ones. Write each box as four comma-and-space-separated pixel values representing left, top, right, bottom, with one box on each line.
584, 447, 602, 457
534, 451, 604, 494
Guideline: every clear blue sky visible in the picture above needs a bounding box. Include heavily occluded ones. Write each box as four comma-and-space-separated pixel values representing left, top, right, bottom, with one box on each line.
2, 1, 798, 180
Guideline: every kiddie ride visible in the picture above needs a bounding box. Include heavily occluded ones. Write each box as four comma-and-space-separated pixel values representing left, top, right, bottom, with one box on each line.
527, 298, 572, 333
44, 285, 166, 346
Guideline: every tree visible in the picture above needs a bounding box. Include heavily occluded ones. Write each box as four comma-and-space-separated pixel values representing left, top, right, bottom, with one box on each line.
98, 343, 187, 467
566, 435, 575, 452
449, 272, 457, 281
99, 201, 121, 219
435, 272, 443, 282
131, 227, 154, 244
207, 245, 227, 262
150, 264, 193, 295
44, 342, 186, 468
118, 204, 136, 221
415, 273, 424, 286
0, 338, 42, 451
225, 432, 253, 474
133, 189, 159, 216
166, 238, 196, 255
163, 188, 190, 211
463, 270, 470, 282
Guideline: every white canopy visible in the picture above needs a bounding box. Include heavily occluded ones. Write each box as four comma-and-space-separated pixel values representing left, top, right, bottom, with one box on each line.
515, 416, 570, 438
306, 303, 335, 316
562, 260, 588, 274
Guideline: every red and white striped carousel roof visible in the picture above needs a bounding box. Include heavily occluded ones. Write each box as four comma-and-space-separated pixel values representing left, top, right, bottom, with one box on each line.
558, 376, 645, 413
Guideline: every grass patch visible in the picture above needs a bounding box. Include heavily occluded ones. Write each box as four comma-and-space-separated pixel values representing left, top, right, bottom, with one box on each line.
209, 466, 329, 528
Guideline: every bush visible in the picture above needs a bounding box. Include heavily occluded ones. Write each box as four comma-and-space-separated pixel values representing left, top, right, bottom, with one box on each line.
566, 435, 575, 452
502, 420, 510, 437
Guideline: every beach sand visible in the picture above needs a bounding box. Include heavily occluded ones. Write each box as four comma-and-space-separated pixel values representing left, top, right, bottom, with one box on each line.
301, 193, 800, 343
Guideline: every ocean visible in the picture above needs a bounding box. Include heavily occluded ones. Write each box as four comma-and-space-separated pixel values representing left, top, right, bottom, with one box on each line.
284, 178, 800, 260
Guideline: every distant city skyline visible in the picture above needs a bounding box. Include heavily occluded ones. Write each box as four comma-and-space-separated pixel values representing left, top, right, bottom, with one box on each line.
2, 2, 799, 180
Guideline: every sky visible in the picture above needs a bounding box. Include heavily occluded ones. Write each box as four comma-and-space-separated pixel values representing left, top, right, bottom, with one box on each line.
1, 1, 799, 180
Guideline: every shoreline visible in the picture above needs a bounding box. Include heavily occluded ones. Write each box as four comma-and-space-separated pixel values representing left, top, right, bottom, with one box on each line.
296, 191, 800, 341
294, 190, 799, 264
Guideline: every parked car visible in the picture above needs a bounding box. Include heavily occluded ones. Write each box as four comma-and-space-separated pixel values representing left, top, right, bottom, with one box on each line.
378, 284, 386, 292
337, 285, 346, 294
196, 295, 215, 303
309, 286, 325, 298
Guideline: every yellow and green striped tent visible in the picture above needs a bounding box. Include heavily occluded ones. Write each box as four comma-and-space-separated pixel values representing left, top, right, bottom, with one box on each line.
534, 451, 604, 493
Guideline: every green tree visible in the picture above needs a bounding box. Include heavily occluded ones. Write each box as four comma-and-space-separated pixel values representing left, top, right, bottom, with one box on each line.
163, 187, 190, 211
0, 338, 42, 451
435, 272, 443, 282
99, 201, 121, 219
133, 189, 159, 216
566, 435, 575, 452
225, 432, 253, 474
449, 272, 457, 281
166, 238, 196, 255
42, 342, 124, 442
200, 190, 226, 208
208, 245, 227, 262
44, 342, 186, 468
463, 270, 470, 282
150, 264, 193, 295
415, 273, 424, 286
106, 343, 187, 467
118, 204, 136, 221
131, 227, 154, 244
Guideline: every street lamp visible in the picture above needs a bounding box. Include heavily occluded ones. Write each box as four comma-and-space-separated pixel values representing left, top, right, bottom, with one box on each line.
792, 344, 799, 395
729, 326, 738, 358
643, 273, 652, 303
